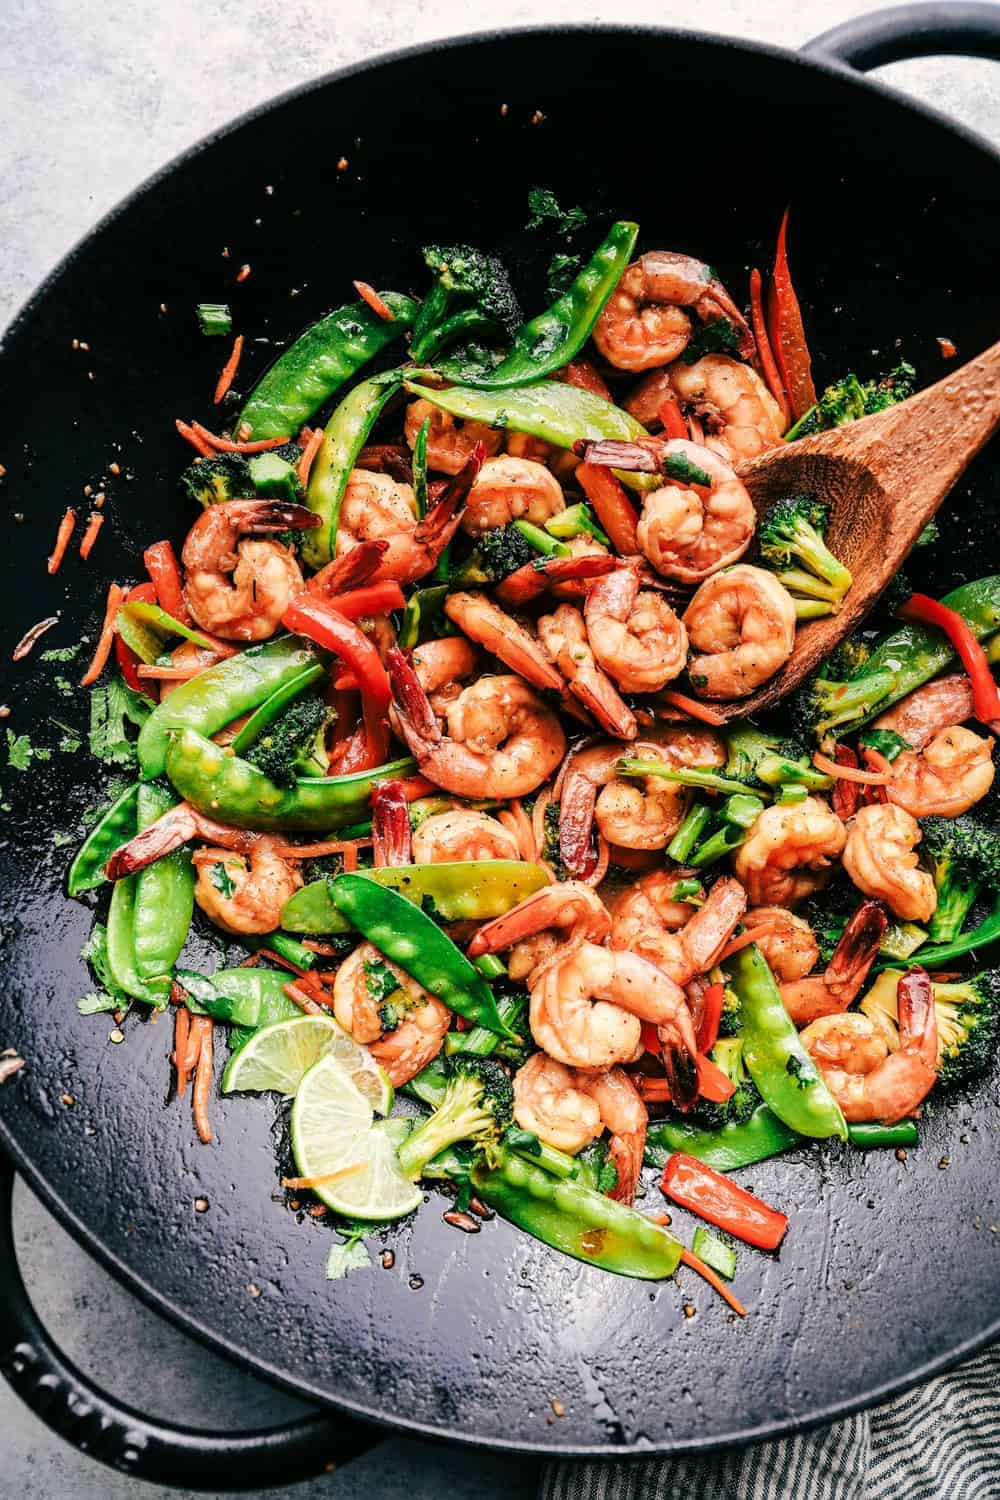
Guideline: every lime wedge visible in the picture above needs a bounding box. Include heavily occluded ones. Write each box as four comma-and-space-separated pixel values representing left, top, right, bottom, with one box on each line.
222, 1014, 393, 1111
290, 1056, 421, 1222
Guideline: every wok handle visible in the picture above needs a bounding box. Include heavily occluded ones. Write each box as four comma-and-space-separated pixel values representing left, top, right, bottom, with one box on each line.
804, 1, 1000, 67
0, 1153, 378, 1491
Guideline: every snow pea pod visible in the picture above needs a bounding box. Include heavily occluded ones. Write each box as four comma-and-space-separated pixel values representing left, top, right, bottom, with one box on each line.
164, 726, 415, 831
117, 602, 216, 664
439, 221, 638, 389
728, 944, 848, 1140
177, 967, 301, 1027
106, 873, 170, 1007
138, 635, 319, 778
303, 371, 404, 568
645, 1105, 799, 1173
238, 293, 418, 440
328, 874, 518, 1038
67, 781, 139, 897
471, 1148, 682, 1280
230, 661, 326, 756
133, 782, 195, 984
280, 859, 549, 933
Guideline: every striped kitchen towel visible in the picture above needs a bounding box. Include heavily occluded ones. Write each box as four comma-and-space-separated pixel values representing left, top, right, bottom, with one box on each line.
541, 1343, 1000, 1499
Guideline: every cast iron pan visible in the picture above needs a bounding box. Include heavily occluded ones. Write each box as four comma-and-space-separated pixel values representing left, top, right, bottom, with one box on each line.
2, 5, 1000, 1489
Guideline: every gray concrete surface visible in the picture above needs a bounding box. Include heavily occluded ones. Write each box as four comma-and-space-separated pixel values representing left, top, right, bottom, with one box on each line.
1, 1, 997, 1496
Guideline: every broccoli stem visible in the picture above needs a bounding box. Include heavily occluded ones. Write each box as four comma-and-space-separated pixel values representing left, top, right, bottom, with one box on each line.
792, 597, 837, 621
617, 758, 760, 799
928, 879, 981, 945
776, 567, 843, 603
813, 668, 897, 738
754, 752, 833, 791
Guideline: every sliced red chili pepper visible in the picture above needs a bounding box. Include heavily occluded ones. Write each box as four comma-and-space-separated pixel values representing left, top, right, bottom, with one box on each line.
114, 581, 159, 693
282, 596, 391, 712
575, 462, 639, 556
661, 1152, 788, 1250
899, 593, 1000, 729
324, 582, 405, 621
696, 1054, 736, 1104
696, 982, 725, 1054
765, 209, 817, 421
831, 743, 860, 819
658, 397, 689, 440
144, 541, 192, 625
749, 267, 791, 428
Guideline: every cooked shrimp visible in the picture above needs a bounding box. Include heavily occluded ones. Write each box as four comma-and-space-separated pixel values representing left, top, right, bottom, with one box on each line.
505, 429, 578, 483
593, 252, 753, 372
511, 1055, 647, 1205
336, 467, 465, 585
467, 880, 611, 984
637, 441, 756, 584
548, 534, 612, 601
778, 900, 887, 1026
611, 874, 746, 986
444, 591, 564, 693
873, 674, 974, 751
887, 725, 995, 818
404, 397, 501, 475
388, 648, 566, 800
734, 798, 847, 908
461, 455, 565, 536
410, 636, 479, 716
537, 603, 638, 739
800, 968, 938, 1123
742, 907, 819, 982
609, 870, 706, 955
182, 499, 316, 640
529, 941, 699, 1100
583, 562, 687, 693
332, 942, 451, 1085
665, 355, 786, 461
842, 803, 937, 923
683, 565, 797, 699
157, 640, 222, 700
411, 808, 521, 864
192, 839, 303, 935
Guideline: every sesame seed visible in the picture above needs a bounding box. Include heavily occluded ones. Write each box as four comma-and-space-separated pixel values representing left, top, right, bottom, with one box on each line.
109, 461, 121, 476
337, 156, 349, 171
60, 1093, 74, 1106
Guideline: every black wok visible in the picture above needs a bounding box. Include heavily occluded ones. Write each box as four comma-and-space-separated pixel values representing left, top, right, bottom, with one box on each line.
2, 5, 1000, 1488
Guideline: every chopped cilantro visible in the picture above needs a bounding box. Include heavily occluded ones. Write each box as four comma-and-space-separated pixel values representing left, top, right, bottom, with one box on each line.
679, 317, 741, 365
209, 862, 237, 899
88, 678, 153, 768
364, 958, 399, 1005
546, 252, 581, 301
77, 992, 121, 1015
40, 643, 82, 662
6, 732, 33, 771
526, 187, 586, 237
325, 1236, 371, 1280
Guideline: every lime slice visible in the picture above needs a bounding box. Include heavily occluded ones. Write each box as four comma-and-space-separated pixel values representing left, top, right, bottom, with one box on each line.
222, 1014, 393, 1111
290, 1057, 421, 1222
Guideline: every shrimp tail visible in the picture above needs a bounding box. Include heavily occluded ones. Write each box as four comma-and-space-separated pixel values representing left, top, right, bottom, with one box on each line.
573, 438, 660, 473
897, 965, 938, 1064
387, 645, 443, 755
106, 804, 259, 879
659, 1030, 700, 1111
231, 499, 323, 534
826, 900, 888, 990
606, 1130, 645, 1206
372, 780, 413, 869
558, 769, 599, 880
495, 554, 616, 607
307, 538, 389, 597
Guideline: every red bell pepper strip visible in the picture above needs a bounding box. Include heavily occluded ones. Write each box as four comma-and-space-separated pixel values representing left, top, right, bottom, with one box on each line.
765, 209, 817, 422
575, 462, 640, 557
283, 596, 391, 712
115, 581, 158, 693
323, 582, 405, 621
899, 593, 1000, 729
696, 982, 725, 1055
661, 1153, 789, 1250
831, 743, 860, 819
144, 541, 192, 626
696, 1054, 737, 1103
658, 397, 689, 441
749, 268, 791, 428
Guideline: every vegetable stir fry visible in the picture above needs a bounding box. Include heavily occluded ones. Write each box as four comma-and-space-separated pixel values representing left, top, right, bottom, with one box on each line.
56, 202, 1000, 1310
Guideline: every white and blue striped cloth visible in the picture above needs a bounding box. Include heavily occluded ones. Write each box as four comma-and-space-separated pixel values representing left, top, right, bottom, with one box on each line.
542, 1345, 1000, 1499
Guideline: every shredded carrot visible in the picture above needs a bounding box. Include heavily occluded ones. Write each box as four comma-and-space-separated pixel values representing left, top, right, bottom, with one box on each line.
658, 397, 689, 440
78, 512, 105, 560
353, 280, 395, 321
861, 747, 894, 777
281, 1165, 364, 1189
175, 418, 215, 457
301, 940, 345, 956
257, 947, 313, 980
283, 980, 325, 1015
214, 334, 244, 404
47, 508, 77, 574
749, 268, 791, 429
136, 661, 220, 681
191, 1017, 214, 1144
173, 1006, 191, 1098
716, 923, 783, 962
679, 1247, 747, 1317
342, 844, 359, 873
296, 426, 325, 486
80, 582, 125, 686
647, 1212, 671, 1226
12, 615, 60, 661
658, 690, 726, 726
236, 264, 251, 283
271, 835, 373, 860
813, 750, 891, 785
189, 420, 291, 454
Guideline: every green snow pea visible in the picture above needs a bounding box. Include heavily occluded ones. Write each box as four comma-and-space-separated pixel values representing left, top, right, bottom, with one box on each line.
177, 967, 301, 1028
728, 944, 848, 1140
404, 377, 646, 455
106, 873, 170, 1007
67, 781, 140, 897
328, 874, 518, 1037
138, 635, 319, 778
117, 602, 217, 665
645, 1105, 799, 1173
471, 1148, 682, 1281
303, 370, 404, 568
406, 990, 528, 1108
411, 415, 430, 517
437, 222, 638, 389
230, 662, 326, 756
164, 727, 414, 831
132, 782, 195, 984
280, 859, 549, 933
238, 293, 417, 440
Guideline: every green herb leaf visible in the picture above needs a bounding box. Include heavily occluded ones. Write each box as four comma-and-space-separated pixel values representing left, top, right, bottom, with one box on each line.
209, 862, 237, 899
526, 187, 586, 238
545, 252, 581, 301
364, 958, 399, 1005
6, 731, 34, 771
77, 991, 121, 1015
324, 1236, 371, 1280
40, 643, 82, 662
88, 678, 153, 768
858, 728, 912, 762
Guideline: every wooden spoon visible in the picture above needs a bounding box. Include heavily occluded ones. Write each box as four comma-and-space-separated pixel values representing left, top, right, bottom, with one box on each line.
707, 337, 1000, 722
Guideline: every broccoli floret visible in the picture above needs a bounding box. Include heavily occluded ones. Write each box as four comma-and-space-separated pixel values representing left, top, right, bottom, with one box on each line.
422, 244, 521, 339
716, 983, 742, 1037
396, 1055, 514, 1181
758, 494, 852, 608
723, 723, 833, 792
860, 969, 1000, 1088
787, 361, 917, 439
689, 1037, 760, 1129
457, 523, 537, 584
824, 633, 874, 682
179, 453, 252, 507
921, 815, 1000, 944
244, 694, 333, 786
787, 665, 898, 748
